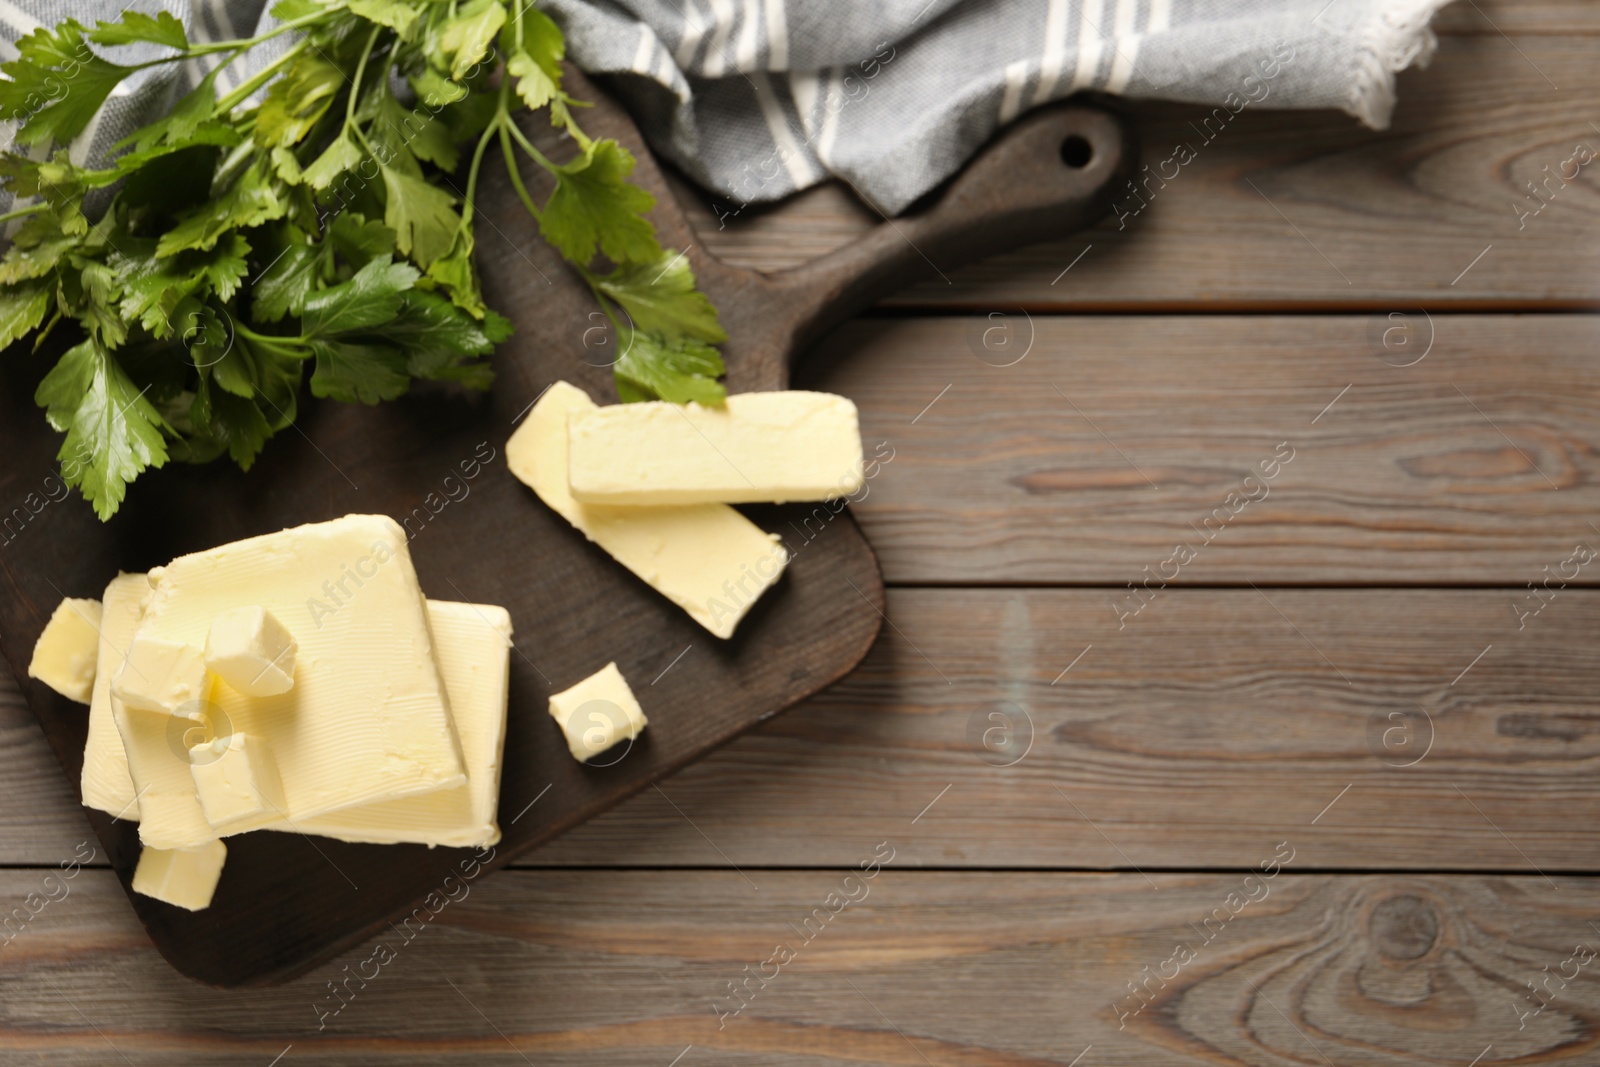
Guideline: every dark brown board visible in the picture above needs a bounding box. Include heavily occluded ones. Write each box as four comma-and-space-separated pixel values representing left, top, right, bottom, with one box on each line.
0, 70, 1131, 985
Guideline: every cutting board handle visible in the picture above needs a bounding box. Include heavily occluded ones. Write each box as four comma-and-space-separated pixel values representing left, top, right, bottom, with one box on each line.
734, 101, 1134, 385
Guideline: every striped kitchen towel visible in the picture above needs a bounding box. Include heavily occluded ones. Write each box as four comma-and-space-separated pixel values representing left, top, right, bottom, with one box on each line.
0, 0, 1455, 217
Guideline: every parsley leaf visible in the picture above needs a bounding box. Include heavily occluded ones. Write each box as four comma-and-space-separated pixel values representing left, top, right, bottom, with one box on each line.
309, 339, 410, 403
541, 140, 661, 267
252, 241, 324, 323
381, 166, 459, 268
614, 329, 727, 405
0, 280, 52, 350
89, 10, 188, 50
438, 0, 506, 80
116, 233, 252, 338
302, 133, 363, 190
35, 338, 171, 520
599, 252, 726, 343
0, 22, 132, 146
370, 289, 504, 387
157, 160, 285, 256
302, 256, 420, 336
503, 7, 564, 111
328, 212, 397, 267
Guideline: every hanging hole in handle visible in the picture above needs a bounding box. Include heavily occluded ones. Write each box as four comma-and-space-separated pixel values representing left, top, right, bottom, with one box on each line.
1059, 134, 1094, 169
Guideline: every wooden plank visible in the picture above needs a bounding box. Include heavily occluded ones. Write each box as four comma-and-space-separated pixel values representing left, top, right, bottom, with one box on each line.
1436, 1, 1600, 34
6, 589, 1599, 871
1, 869, 1596, 1064
678, 33, 1600, 309
808, 313, 1600, 584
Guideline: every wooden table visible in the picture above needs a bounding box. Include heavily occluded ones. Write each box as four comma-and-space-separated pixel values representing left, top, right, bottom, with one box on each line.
2, 2, 1597, 1062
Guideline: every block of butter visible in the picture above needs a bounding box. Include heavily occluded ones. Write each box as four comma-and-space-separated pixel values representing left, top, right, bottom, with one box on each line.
567, 391, 864, 505
508, 382, 788, 639
132, 840, 227, 911
83, 574, 148, 820
28, 597, 102, 704
115, 515, 466, 849
83, 594, 511, 850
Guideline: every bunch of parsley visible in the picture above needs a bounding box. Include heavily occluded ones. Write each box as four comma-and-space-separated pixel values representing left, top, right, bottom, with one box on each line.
0, 1, 728, 519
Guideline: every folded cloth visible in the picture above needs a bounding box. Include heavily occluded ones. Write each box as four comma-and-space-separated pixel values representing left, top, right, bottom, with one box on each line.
0, 0, 1454, 218
548, 0, 1457, 214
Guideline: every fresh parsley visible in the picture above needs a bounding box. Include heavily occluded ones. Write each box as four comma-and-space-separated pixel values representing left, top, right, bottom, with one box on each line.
0, 0, 727, 519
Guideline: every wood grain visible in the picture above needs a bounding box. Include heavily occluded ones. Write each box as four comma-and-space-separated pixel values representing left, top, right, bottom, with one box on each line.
804, 313, 1600, 584
677, 33, 1600, 309
2, 869, 1596, 1065
5, 588, 1599, 871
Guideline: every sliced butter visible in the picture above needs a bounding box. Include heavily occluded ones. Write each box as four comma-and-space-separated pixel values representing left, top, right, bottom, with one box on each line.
28, 597, 102, 704
508, 381, 788, 639
548, 661, 646, 762
131, 840, 227, 911
83, 574, 148, 819
567, 390, 864, 505
281, 600, 510, 847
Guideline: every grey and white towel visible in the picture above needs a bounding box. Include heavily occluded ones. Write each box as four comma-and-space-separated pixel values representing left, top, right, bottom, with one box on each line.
0, 0, 1454, 217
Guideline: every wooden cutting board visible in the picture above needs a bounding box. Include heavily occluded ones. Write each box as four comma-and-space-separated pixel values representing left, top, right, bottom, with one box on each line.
0, 69, 1130, 986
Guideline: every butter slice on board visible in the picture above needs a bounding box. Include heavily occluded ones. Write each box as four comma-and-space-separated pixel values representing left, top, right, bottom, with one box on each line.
83, 574, 148, 820
508, 381, 788, 640
117, 515, 465, 848
567, 391, 864, 505
84, 595, 510, 849
285, 600, 511, 848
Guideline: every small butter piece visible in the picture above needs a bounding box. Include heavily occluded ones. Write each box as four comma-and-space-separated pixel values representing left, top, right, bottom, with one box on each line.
548, 662, 646, 762
28, 598, 102, 703
190, 733, 286, 830
131, 840, 227, 911
508, 381, 788, 639
205, 606, 297, 696
112, 635, 210, 719
567, 390, 864, 505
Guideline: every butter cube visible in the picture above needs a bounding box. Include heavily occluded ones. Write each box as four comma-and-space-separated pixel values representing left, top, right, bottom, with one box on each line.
548, 662, 646, 762
190, 733, 286, 830
205, 606, 297, 696
28, 597, 102, 703
112, 635, 210, 720
567, 390, 864, 505
131, 840, 227, 911
508, 382, 788, 639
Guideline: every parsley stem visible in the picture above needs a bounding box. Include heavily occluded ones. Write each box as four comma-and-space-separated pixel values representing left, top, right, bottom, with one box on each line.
504, 118, 555, 172
184, 10, 332, 57
215, 38, 310, 115
498, 120, 542, 223
0, 202, 47, 224
346, 25, 383, 130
